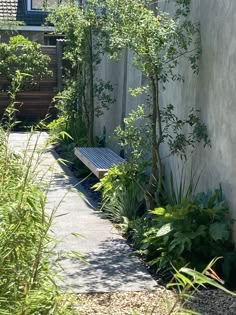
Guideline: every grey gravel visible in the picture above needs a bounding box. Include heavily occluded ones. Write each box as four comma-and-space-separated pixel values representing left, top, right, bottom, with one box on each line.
187, 289, 236, 315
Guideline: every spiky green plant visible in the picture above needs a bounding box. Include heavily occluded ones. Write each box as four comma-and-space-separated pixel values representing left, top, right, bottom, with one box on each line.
0, 72, 77, 314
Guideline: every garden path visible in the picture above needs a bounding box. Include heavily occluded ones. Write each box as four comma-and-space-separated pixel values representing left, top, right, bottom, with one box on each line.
9, 132, 157, 293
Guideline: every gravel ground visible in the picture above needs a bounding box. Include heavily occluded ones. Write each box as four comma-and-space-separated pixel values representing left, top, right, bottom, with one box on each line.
188, 289, 236, 315
76, 290, 178, 315
72, 289, 236, 315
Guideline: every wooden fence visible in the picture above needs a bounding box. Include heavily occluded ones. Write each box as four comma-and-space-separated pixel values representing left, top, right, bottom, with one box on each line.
0, 45, 59, 121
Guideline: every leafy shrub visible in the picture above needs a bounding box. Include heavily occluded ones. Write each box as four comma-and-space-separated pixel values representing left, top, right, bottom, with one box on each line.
50, 81, 88, 148
47, 4, 114, 146
0, 35, 51, 91
48, 114, 89, 176
102, 182, 144, 224
52, 81, 77, 118
48, 84, 88, 173
94, 161, 146, 224
141, 188, 235, 282
127, 216, 152, 249
93, 106, 152, 226
114, 105, 151, 164
47, 115, 70, 143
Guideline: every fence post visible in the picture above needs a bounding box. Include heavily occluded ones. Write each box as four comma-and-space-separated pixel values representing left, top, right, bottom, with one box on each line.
56, 39, 63, 91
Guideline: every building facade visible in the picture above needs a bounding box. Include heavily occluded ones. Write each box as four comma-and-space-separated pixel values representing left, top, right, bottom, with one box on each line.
0, 0, 57, 44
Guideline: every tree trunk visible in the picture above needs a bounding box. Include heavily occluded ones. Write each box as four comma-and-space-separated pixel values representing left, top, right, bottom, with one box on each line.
144, 76, 162, 210
88, 27, 94, 146
155, 75, 163, 205
120, 48, 128, 158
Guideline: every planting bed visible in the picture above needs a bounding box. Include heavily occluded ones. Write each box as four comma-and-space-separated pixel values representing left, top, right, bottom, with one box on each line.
55, 146, 236, 315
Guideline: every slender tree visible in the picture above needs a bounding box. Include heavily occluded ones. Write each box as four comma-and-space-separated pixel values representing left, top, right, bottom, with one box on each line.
98, 0, 209, 209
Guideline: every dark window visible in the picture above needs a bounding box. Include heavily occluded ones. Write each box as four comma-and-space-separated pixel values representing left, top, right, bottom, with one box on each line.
30, 0, 57, 11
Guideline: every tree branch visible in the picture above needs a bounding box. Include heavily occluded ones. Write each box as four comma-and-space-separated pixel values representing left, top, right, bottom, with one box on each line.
164, 46, 198, 65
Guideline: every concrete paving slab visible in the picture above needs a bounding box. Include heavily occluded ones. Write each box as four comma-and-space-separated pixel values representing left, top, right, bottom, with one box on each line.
9, 132, 158, 293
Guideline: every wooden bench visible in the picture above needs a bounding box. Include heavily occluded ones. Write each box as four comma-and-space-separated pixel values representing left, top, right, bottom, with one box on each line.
74, 147, 125, 179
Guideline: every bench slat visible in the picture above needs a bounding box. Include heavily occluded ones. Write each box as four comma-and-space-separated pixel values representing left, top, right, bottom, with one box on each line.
74, 147, 125, 179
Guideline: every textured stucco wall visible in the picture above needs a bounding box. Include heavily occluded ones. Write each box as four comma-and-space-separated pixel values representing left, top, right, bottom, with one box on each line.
94, 0, 236, 235
195, 0, 236, 231
159, 0, 236, 235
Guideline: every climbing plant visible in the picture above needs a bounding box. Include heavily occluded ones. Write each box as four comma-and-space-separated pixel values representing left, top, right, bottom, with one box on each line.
47, 1, 114, 146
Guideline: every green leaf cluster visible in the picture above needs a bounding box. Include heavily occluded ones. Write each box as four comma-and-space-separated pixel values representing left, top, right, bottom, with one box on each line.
115, 105, 151, 164
136, 188, 235, 282
47, 2, 115, 145
0, 35, 51, 92
94, 161, 146, 224
161, 105, 210, 159
100, 0, 199, 79
93, 0, 207, 208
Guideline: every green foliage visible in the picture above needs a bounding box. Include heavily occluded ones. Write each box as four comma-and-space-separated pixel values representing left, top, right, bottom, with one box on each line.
0, 35, 51, 91
47, 3, 89, 69
94, 79, 115, 117
127, 216, 152, 249
163, 164, 201, 205
101, 0, 199, 79
115, 105, 151, 163
94, 162, 146, 224
169, 258, 236, 315
133, 258, 236, 315
53, 80, 78, 117
94, 106, 150, 224
0, 137, 78, 313
0, 75, 76, 314
103, 183, 144, 226
0, 129, 52, 313
161, 105, 210, 159
96, 0, 208, 208
47, 2, 114, 145
47, 116, 72, 144
140, 188, 235, 279
49, 80, 88, 147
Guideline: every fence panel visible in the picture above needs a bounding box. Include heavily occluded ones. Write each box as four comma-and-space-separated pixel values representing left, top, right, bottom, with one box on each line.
0, 45, 58, 121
